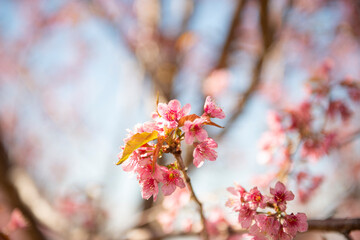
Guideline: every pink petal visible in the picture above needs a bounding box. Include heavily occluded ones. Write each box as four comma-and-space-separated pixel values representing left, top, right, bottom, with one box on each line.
162, 183, 176, 196
157, 103, 168, 117
185, 132, 195, 144
180, 103, 191, 117
168, 99, 181, 112
196, 128, 208, 142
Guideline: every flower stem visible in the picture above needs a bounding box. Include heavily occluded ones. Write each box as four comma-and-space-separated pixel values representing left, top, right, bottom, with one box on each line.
173, 152, 209, 240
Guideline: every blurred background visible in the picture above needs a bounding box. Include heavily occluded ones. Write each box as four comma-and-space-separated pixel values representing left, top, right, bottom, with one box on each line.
0, 0, 360, 239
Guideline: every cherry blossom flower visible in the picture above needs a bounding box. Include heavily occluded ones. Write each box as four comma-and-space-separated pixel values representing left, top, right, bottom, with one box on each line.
161, 167, 185, 196
135, 160, 163, 182
183, 118, 208, 144
244, 187, 267, 210
283, 213, 308, 237
278, 228, 292, 240
288, 101, 312, 132
327, 100, 352, 122
270, 181, 294, 211
140, 177, 160, 201
301, 133, 337, 162
118, 97, 224, 201
341, 77, 360, 102
227, 181, 306, 240
121, 151, 140, 172
193, 137, 218, 167
226, 183, 246, 210
238, 204, 256, 228
157, 99, 191, 129
248, 225, 268, 240
254, 215, 280, 237
203, 96, 225, 119
266, 111, 284, 132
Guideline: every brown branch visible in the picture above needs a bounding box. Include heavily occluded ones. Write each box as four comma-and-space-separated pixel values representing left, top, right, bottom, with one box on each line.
148, 218, 360, 239
307, 218, 360, 233
173, 152, 208, 240
215, 0, 248, 69
183, 0, 248, 169
0, 131, 47, 240
217, 0, 274, 139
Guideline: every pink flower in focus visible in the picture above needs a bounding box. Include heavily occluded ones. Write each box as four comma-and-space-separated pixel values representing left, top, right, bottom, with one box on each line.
226, 184, 246, 210
254, 215, 280, 237
244, 187, 267, 210
270, 182, 294, 211
157, 99, 191, 129
183, 118, 208, 144
140, 177, 159, 201
161, 168, 185, 196
238, 204, 256, 228
278, 228, 292, 240
135, 160, 163, 182
121, 151, 140, 172
248, 225, 268, 240
283, 213, 308, 237
203, 96, 225, 119
5, 209, 28, 233
193, 137, 218, 168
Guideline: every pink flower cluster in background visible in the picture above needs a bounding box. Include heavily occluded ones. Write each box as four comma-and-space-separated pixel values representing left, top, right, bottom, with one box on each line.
257, 60, 360, 202
118, 96, 225, 200
227, 182, 308, 240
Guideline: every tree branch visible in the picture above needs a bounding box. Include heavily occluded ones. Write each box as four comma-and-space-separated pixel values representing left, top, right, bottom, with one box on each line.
147, 218, 360, 239
173, 152, 208, 240
215, 0, 248, 70
217, 0, 274, 139
0, 130, 47, 240
307, 218, 360, 233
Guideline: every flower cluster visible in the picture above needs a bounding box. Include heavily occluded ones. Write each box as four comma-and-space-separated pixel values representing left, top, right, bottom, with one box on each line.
257, 60, 360, 201
227, 182, 308, 240
117, 96, 225, 200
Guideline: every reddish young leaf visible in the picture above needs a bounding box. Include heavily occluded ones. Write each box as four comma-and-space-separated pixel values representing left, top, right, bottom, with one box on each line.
178, 114, 200, 127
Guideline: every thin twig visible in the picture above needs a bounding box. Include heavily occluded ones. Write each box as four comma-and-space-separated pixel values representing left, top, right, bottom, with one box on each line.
215, 0, 248, 69
217, 0, 274, 139
173, 152, 208, 240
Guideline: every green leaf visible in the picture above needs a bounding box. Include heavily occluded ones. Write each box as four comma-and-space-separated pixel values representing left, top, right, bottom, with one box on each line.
116, 131, 158, 165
